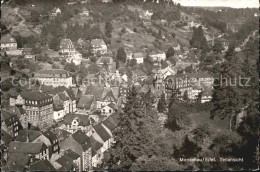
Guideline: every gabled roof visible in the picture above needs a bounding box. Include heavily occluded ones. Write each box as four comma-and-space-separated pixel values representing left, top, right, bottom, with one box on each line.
4, 153, 30, 171
1, 129, 13, 145
30, 160, 56, 171
63, 113, 90, 126
132, 52, 144, 59
107, 103, 117, 110
1, 110, 19, 126
9, 141, 44, 154
0, 34, 16, 44
60, 38, 74, 49
71, 130, 91, 145
133, 69, 146, 77
20, 91, 52, 101
187, 72, 213, 79
64, 149, 80, 160
102, 117, 117, 132
56, 155, 74, 171
96, 56, 113, 65
89, 136, 103, 156
77, 95, 95, 109
42, 130, 58, 143
15, 129, 42, 142
58, 92, 70, 101
91, 39, 106, 47
85, 85, 104, 100
93, 123, 111, 142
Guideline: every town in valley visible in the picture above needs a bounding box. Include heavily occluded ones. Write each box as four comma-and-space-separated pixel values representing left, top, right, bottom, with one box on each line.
1, 0, 259, 171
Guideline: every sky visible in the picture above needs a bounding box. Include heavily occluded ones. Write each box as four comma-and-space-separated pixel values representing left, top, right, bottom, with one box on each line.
173, 0, 259, 8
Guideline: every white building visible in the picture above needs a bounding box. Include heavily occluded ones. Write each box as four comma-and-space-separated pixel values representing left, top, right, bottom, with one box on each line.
149, 52, 166, 62
131, 53, 144, 64
90, 39, 107, 55
53, 106, 65, 122
34, 69, 74, 88
0, 35, 17, 51
59, 38, 77, 57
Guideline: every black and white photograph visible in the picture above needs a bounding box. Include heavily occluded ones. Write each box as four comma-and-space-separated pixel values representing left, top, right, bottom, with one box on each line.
0, 0, 259, 171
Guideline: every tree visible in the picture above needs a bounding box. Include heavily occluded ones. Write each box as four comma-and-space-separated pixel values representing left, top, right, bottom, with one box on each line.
157, 93, 166, 113
49, 36, 60, 51
64, 63, 78, 73
190, 26, 208, 51
192, 125, 210, 143
116, 47, 126, 63
212, 40, 223, 54
1, 78, 13, 92
183, 90, 189, 101
129, 59, 137, 67
105, 21, 113, 38
173, 135, 202, 158
107, 87, 153, 170
166, 47, 175, 59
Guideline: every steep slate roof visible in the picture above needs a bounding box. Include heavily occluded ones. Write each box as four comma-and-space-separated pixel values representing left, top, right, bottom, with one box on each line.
133, 69, 146, 77
60, 38, 74, 49
1, 110, 19, 126
102, 117, 117, 132
63, 113, 90, 126
56, 155, 74, 171
9, 141, 44, 154
0, 34, 16, 43
64, 149, 80, 160
132, 52, 144, 59
58, 92, 70, 101
91, 39, 106, 47
77, 95, 95, 109
85, 85, 104, 100
20, 91, 52, 101
187, 72, 213, 79
96, 56, 113, 65
89, 136, 103, 156
93, 123, 111, 142
107, 103, 117, 110
42, 130, 58, 143
4, 153, 30, 171
15, 130, 42, 142
1, 129, 13, 145
71, 130, 91, 145
30, 160, 56, 171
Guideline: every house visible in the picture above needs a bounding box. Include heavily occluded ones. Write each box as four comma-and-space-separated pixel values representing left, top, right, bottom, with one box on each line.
61, 113, 92, 135
92, 123, 113, 158
56, 152, 79, 171
132, 52, 144, 64
15, 129, 60, 159
46, 86, 77, 113
172, 43, 181, 51
158, 66, 176, 79
164, 73, 193, 101
132, 69, 147, 82
0, 34, 17, 51
34, 69, 74, 88
96, 56, 114, 68
23, 48, 36, 60
3, 153, 31, 171
59, 38, 77, 57
1, 110, 20, 138
1, 129, 13, 162
8, 141, 49, 162
30, 159, 56, 171
53, 105, 65, 122
187, 72, 214, 86
101, 103, 117, 116
80, 7, 89, 16
201, 89, 212, 103
60, 130, 92, 171
91, 39, 107, 55
77, 95, 97, 113
66, 52, 83, 65
42, 130, 60, 156
149, 51, 166, 62
50, 7, 61, 17
22, 91, 54, 129
85, 85, 119, 110
89, 136, 103, 168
